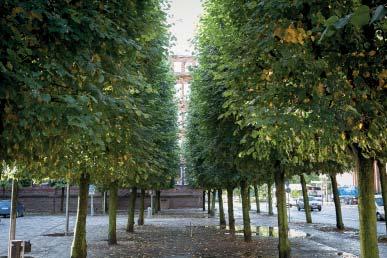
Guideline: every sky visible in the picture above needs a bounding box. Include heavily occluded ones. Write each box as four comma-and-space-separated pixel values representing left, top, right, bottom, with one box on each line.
167, 0, 203, 55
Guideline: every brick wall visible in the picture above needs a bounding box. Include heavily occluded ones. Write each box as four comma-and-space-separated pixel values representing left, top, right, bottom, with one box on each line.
0, 185, 203, 214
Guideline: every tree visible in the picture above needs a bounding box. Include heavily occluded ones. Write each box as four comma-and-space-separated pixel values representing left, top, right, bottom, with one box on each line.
1, 1, 178, 256
197, 1, 386, 257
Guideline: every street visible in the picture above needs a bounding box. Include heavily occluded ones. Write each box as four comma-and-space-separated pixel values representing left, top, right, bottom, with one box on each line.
250, 201, 387, 235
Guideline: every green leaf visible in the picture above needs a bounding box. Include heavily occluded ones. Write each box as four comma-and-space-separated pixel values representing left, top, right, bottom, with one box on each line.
98, 74, 104, 83
370, 5, 387, 24
251, 130, 259, 139
351, 5, 370, 27
41, 94, 51, 102
334, 14, 353, 29
325, 16, 339, 26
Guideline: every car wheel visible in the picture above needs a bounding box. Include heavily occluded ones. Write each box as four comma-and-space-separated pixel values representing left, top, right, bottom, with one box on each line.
377, 213, 381, 221
297, 206, 301, 211
318, 207, 322, 212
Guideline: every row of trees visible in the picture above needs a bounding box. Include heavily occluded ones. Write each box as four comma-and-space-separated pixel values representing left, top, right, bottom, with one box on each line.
1, 1, 178, 257
186, 1, 386, 258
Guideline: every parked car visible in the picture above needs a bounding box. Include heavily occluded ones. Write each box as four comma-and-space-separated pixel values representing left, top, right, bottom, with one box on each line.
297, 196, 322, 211
0, 200, 25, 218
375, 195, 385, 221
287, 197, 297, 208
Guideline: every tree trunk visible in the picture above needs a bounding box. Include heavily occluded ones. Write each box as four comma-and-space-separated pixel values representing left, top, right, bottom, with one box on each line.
207, 189, 211, 214
218, 189, 226, 227
240, 180, 251, 242
377, 160, 387, 234
210, 189, 216, 217
227, 187, 235, 233
300, 174, 312, 223
126, 187, 137, 232
108, 183, 118, 245
352, 145, 379, 258
137, 189, 145, 225
254, 184, 260, 213
268, 182, 273, 215
60, 187, 65, 213
274, 164, 290, 258
155, 190, 161, 213
8, 179, 18, 257
202, 190, 206, 211
330, 173, 344, 230
102, 191, 107, 214
71, 173, 90, 258
247, 186, 251, 211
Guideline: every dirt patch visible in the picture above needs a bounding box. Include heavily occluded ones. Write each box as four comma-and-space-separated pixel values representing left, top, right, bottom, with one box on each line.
89, 225, 278, 258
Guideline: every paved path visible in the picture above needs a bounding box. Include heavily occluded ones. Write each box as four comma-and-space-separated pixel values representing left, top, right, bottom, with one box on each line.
231, 201, 387, 257
1, 207, 386, 257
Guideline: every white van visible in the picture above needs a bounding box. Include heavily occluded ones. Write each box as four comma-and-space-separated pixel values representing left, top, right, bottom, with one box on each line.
375, 195, 385, 221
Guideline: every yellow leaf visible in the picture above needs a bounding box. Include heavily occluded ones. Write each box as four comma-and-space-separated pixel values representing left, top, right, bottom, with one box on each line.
378, 69, 387, 88
316, 82, 325, 96
12, 7, 24, 16
369, 50, 376, 56
261, 69, 273, 81
274, 27, 282, 38
92, 54, 101, 63
30, 11, 43, 21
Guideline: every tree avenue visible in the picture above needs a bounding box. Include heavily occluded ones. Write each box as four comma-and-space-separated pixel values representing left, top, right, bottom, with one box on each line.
1, 0, 178, 257
1, 0, 386, 257
187, 1, 386, 258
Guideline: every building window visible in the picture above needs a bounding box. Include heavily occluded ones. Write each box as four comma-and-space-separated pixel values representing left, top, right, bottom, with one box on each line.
174, 62, 182, 73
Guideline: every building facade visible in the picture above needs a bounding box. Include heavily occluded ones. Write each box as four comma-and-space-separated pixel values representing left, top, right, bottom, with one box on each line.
170, 55, 196, 185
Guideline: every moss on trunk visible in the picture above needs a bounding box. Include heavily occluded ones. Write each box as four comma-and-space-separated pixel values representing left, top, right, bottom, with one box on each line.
267, 181, 273, 215
300, 174, 312, 223
240, 180, 251, 242
352, 146, 379, 258
108, 183, 118, 245
274, 164, 290, 258
71, 173, 89, 258
218, 189, 226, 227
330, 173, 344, 230
138, 189, 145, 225
126, 187, 137, 232
254, 184, 260, 213
227, 187, 235, 233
